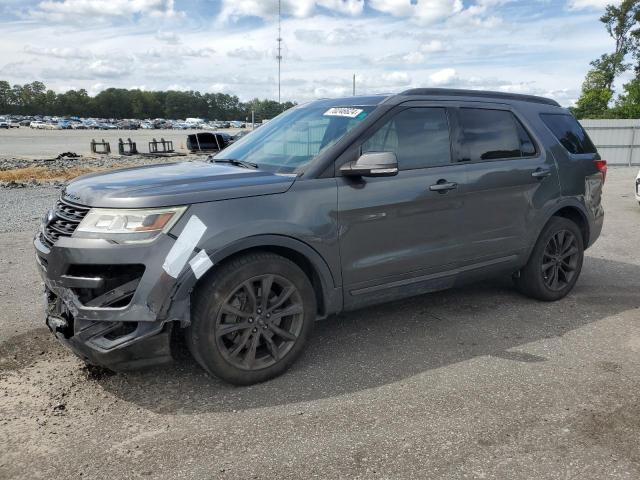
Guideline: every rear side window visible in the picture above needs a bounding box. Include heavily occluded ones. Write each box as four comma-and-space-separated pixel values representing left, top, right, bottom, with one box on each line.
362, 107, 451, 170
458, 108, 536, 161
540, 113, 596, 154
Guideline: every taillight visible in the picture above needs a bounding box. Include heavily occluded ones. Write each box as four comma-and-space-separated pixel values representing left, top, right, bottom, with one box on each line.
594, 160, 607, 183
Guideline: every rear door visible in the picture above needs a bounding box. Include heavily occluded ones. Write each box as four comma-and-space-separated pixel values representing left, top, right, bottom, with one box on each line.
452, 104, 560, 262
337, 105, 468, 307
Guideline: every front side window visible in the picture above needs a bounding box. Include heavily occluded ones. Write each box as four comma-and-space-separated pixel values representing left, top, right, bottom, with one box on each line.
540, 113, 597, 154
458, 108, 536, 161
215, 104, 374, 174
362, 107, 451, 170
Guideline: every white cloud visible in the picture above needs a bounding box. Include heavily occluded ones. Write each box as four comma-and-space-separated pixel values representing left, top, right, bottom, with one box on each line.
146, 46, 215, 58
227, 46, 266, 61
380, 71, 411, 85
429, 68, 458, 86
420, 39, 447, 53
403, 51, 425, 64
318, 0, 364, 15
30, 0, 182, 22
219, 0, 363, 22
24, 45, 94, 60
0, 0, 614, 106
87, 59, 129, 78
295, 27, 366, 45
567, 0, 613, 10
155, 30, 181, 45
369, 0, 463, 25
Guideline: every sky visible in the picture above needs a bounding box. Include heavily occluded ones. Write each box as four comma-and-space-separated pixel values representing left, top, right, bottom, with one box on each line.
0, 0, 624, 106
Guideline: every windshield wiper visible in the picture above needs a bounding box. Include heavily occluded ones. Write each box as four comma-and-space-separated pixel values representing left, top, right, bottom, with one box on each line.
211, 157, 258, 169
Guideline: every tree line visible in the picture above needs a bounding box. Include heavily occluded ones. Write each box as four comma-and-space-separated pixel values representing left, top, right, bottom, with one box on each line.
0, 80, 296, 122
573, 0, 640, 119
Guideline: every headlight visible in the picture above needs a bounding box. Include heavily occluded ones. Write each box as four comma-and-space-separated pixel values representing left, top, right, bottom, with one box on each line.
74, 206, 187, 243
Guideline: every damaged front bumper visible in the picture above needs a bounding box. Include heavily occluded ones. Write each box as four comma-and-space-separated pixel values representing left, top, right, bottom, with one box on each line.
34, 232, 187, 370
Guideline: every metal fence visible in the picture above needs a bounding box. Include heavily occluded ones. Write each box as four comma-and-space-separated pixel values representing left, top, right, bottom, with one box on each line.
580, 119, 640, 166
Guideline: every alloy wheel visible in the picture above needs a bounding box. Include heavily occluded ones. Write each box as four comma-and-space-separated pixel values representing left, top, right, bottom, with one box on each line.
541, 229, 580, 291
215, 274, 304, 370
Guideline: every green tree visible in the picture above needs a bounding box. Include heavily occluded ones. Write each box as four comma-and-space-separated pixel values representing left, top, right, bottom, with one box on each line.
574, 0, 640, 118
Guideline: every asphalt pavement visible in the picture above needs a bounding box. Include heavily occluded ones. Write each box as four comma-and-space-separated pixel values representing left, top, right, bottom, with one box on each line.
0, 167, 638, 479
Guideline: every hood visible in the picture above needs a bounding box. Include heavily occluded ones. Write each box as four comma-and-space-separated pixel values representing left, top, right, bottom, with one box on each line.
62, 161, 296, 208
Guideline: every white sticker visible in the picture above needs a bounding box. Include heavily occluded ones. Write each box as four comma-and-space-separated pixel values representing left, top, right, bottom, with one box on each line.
162, 215, 207, 278
189, 249, 214, 279
323, 107, 364, 118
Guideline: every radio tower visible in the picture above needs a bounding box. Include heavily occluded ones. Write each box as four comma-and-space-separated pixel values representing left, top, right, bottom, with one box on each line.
277, 0, 282, 104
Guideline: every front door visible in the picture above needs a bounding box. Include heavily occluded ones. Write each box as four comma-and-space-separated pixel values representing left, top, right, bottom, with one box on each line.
337, 106, 468, 308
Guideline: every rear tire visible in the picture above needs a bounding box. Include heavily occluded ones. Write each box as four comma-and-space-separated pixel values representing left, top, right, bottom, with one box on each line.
187, 251, 316, 385
515, 217, 584, 301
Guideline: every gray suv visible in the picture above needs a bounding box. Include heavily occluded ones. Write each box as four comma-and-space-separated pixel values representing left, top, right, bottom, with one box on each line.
35, 89, 606, 385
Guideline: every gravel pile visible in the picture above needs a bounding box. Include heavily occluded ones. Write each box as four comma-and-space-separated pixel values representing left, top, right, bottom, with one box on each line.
0, 153, 196, 171
0, 152, 205, 188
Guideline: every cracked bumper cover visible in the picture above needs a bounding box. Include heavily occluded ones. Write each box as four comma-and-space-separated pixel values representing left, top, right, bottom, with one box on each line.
34, 231, 192, 370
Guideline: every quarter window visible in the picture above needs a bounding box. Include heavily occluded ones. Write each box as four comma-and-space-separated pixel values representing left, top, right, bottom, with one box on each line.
362, 107, 451, 170
458, 108, 536, 161
540, 113, 596, 154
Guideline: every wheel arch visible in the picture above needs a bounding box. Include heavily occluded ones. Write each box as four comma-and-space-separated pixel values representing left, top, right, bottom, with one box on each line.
170, 235, 342, 323
527, 201, 591, 261
551, 206, 589, 247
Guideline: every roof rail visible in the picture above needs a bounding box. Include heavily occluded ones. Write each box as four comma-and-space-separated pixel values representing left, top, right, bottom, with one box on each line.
399, 88, 560, 107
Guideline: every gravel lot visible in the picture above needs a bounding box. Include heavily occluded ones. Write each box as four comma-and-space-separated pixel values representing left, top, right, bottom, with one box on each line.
0, 167, 639, 479
0, 127, 243, 159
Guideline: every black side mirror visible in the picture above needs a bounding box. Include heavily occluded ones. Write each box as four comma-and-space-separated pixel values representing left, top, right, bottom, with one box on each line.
340, 151, 399, 177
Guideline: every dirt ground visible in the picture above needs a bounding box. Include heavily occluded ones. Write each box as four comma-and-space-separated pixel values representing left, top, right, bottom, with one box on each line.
0, 167, 639, 480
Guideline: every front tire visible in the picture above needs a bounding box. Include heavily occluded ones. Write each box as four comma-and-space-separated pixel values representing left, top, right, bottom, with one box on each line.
515, 217, 584, 301
187, 252, 316, 385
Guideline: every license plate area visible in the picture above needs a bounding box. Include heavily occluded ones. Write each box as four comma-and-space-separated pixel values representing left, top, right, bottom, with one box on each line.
45, 290, 74, 338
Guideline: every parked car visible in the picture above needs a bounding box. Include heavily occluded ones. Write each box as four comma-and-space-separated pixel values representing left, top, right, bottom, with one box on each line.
636, 168, 640, 205
29, 121, 45, 129
35, 88, 605, 385
9, 119, 21, 128
0, 118, 9, 129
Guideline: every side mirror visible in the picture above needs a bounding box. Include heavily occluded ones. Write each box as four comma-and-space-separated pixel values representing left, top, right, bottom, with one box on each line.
340, 151, 398, 177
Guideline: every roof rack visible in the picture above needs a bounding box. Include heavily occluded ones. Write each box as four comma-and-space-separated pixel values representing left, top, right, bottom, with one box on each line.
399, 88, 560, 107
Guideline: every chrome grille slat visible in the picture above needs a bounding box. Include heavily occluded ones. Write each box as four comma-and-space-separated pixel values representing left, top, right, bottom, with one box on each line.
40, 197, 89, 249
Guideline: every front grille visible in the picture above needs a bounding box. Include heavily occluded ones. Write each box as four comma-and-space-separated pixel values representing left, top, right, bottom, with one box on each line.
40, 198, 90, 249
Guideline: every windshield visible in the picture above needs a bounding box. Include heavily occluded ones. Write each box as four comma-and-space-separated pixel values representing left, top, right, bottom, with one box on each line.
215, 104, 375, 174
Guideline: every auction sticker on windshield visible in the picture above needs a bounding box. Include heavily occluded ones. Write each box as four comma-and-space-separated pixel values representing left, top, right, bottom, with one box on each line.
323, 107, 365, 118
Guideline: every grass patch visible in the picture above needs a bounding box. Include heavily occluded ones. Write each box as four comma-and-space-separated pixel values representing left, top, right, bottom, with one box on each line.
0, 166, 120, 183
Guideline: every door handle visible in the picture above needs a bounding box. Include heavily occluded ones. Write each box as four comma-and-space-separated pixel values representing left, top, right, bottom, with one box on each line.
531, 168, 551, 179
429, 181, 458, 193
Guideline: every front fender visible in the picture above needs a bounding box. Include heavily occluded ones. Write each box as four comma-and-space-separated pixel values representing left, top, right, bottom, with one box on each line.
162, 233, 342, 325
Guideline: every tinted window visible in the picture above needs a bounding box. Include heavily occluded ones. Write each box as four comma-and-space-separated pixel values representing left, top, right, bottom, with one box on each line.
540, 113, 596, 154
458, 108, 536, 161
362, 107, 451, 169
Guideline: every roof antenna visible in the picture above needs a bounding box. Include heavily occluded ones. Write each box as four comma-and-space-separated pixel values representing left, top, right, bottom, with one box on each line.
277, 0, 282, 105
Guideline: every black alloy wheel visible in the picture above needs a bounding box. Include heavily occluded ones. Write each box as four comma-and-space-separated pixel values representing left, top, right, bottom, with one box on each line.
187, 251, 316, 385
541, 230, 580, 291
215, 274, 304, 370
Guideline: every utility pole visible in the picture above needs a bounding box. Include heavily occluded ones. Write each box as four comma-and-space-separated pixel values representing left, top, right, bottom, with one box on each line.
277, 0, 282, 104
353, 74, 355, 96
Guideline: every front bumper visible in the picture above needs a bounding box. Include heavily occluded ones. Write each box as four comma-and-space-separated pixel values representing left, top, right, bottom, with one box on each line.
34, 232, 185, 370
